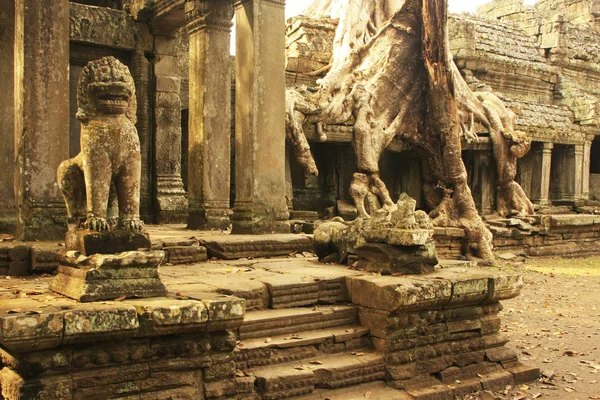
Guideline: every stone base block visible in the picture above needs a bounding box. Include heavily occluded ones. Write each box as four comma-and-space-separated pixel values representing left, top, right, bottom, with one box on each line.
66, 228, 151, 256
49, 250, 167, 302
355, 242, 438, 275
231, 206, 291, 234
188, 208, 231, 231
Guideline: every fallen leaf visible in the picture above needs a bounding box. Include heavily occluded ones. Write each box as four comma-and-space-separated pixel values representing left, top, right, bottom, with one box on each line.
114, 296, 126, 302
309, 360, 323, 365
531, 394, 542, 399
293, 365, 305, 370
520, 384, 529, 390
25, 310, 41, 315
264, 338, 272, 343
7, 309, 22, 314
364, 392, 372, 399
564, 387, 575, 392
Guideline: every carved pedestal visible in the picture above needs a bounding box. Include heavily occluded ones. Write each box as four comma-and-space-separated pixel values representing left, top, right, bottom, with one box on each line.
49, 250, 167, 302
65, 228, 151, 256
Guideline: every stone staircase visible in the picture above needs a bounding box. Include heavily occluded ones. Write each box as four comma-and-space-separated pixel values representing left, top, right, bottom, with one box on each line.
235, 305, 386, 399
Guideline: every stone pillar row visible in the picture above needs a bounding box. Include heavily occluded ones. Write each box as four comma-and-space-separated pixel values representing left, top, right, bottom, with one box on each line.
5, 0, 291, 238
185, 0, 290, 234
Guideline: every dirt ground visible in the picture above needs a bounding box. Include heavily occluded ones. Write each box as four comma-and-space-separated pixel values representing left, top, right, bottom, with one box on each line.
466, 256, 600, 400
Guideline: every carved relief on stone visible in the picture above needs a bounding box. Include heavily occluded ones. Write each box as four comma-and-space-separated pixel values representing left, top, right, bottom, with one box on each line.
69, 2, 152, 51
57, 56, 143, 232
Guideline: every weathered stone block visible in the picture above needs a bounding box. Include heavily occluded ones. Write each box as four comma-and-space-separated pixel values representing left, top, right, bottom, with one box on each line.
8, 245, 30, 261
165, 245, 208, 264
0, 300, 64, 352
204, 360, 235, 381
50, 250, 167, 302
502, 361, 540, 384
31, 247, 59, 273
348, 275, 451, 312
8, 260, 30, 277
126, 298, 208, 336
156, 75, 181, 93
66, 229, 151, 256
204, 380, 236, 398
387, 229, 433, 246
355, 242, 437, 275
479, 370, 515, 392
63, 303, 139, 344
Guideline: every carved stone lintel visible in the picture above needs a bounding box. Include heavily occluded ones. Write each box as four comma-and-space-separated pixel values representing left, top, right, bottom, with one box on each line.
70, 2, 153, 51
185, 0, 234, 34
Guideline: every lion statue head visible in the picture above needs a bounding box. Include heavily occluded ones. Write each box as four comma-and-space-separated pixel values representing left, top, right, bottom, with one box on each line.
76, 56, 137, 124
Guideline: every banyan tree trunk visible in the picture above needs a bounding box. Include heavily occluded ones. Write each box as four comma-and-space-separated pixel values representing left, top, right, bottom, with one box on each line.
290, 0, 495, 262
420, 0, 494, 262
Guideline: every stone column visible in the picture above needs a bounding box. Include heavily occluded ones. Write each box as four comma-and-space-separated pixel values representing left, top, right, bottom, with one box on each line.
14, 0, 69, 240
583, 136, 593, 200
131, 50, 153, 221
185, 0, 234, 230
574, 144, 584, 200
531, 142, 553, 206
232, 0, 290, 234
153, 34, 188, 223
0, 1, 16, 233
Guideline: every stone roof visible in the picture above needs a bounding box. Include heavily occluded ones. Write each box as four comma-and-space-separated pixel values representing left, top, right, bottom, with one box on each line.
449, 14, 546, 63
503, 97, 585, 142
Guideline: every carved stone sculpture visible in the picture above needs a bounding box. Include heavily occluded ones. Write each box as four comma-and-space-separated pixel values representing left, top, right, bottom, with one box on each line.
57, 56, 143, 232
313, 193, 438, 274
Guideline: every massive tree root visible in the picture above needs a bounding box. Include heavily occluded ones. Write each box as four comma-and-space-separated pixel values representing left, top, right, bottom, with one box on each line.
286, 0, 497, 262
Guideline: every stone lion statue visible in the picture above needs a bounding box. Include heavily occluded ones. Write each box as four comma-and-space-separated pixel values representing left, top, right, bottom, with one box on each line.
57, 56, 143, 231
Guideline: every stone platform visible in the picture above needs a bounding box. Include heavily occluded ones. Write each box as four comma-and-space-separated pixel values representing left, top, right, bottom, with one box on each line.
3, 214, 600, 276
0, 254, 538, 399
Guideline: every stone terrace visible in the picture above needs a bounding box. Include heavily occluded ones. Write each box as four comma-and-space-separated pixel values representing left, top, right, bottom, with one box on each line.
0, 242, 538, 399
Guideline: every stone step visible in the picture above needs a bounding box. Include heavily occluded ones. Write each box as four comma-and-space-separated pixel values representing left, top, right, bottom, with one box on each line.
252, 350, 385, 399
236, 324, 370, 368
290, 381, 411, 400
239, 305, 357, 340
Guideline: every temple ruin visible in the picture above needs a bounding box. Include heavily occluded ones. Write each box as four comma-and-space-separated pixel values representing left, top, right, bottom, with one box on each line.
0, 0, 598, 398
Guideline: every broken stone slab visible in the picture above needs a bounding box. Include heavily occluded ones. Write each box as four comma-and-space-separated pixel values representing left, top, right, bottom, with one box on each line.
49, 250, 167, 302
355, 242, 437, 275
386, 228, 433, 246
125, 298, 209, 336
66, 228, 151, 256
200, 234, 312, 260
180, 292, 246, 332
